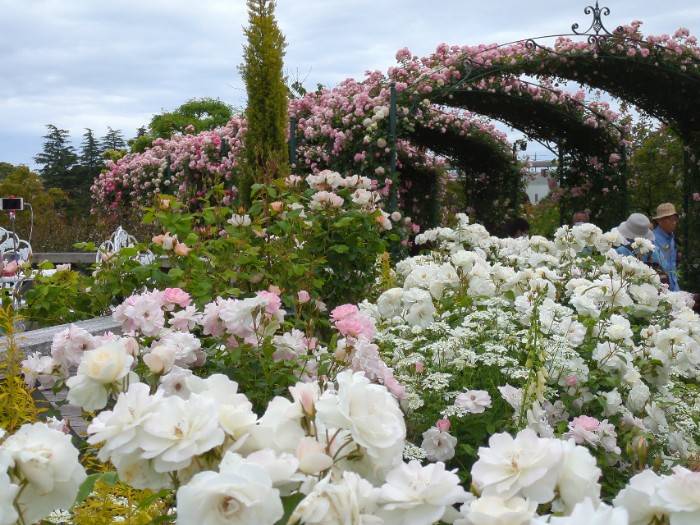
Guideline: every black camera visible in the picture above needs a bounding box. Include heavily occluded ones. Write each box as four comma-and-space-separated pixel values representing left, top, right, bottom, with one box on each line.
0, 198, 23, 211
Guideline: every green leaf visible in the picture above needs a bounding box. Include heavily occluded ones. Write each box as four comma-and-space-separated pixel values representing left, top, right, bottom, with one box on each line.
274, 493, 305, 525
330, 245, 349, 253
74, 471, 118, 505
137, 488, 172, 510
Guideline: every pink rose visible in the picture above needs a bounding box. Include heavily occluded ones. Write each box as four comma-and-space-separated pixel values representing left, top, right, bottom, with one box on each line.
330, 304, 359, 322
163, 288, 192, 308
571, 415, 600, 432
257, 290, 282, 314
297, 290, 311, 304
437, 419, 451, 432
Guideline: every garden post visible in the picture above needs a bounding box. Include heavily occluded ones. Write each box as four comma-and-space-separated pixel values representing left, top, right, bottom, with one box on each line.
389, 82, 398, 211
289, 117, 297, 167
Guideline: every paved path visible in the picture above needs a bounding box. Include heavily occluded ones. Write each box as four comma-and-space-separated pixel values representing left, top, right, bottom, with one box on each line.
2, 316, 122, 440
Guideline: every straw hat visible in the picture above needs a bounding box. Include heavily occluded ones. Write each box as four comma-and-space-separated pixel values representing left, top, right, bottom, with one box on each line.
617, 213, 655, 241
653, 202, 678, 220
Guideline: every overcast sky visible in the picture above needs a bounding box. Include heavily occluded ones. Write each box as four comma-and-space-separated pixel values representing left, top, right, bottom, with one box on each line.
2, 0, 700, 170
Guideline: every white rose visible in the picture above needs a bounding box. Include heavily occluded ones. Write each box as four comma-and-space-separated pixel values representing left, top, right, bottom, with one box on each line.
0, 449, 19, 525
140, 393, 225, 473
243, 396, 305, 454
421, 427, 457, 462
76, 340, 134, 383
652, 465, 700, 517
291, 471, 379, 525
316, 371, 406, 479
554, 439, 602, 513
457, 495, 536, 525
176, 452, 283, 525
296, 437, 333, 475
471, 429, 563, 504
2, 423, 87, 525
626, 381, 651, 414
612, 469, 666, 524
376, 460, 468, 525
143, 344, 176, 375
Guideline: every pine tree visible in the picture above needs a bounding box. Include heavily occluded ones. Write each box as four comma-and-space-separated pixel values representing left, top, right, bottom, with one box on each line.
33, 124, 78, 189
80, 128, 104, 172
238, 0, 289, 205
101, 127, 127, 152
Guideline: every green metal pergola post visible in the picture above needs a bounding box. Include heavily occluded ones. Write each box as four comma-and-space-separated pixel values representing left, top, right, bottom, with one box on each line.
389, 82, 398, 211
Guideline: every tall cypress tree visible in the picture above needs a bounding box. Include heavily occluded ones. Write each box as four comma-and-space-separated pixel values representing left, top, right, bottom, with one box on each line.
238, 0, 289, 205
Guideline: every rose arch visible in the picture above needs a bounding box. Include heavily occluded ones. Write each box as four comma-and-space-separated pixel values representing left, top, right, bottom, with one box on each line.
92, 3, 700, 288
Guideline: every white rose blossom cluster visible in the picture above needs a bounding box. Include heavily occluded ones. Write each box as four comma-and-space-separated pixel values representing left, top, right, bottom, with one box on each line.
303, 170, 412, 233
0, 422, 86, 525
85, 370, 467, 524
368, 220, 700, 488
12, 217, 700, 521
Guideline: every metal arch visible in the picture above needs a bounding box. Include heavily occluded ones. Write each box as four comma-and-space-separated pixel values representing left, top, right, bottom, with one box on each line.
571, 1, 617, 44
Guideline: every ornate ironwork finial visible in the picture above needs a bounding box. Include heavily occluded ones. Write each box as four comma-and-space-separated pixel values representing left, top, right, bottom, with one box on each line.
571, 1, 613, 37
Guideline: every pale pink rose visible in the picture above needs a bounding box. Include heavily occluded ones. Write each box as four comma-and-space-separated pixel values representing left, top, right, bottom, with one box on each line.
455, 390, 492, 414
335, 315, 375, 339
415, 361, 424, 373
271, 201, 284, 212
330, 304, 360, 322
257, 290, 282, 314
297, 290, 311, 303
162, 288, 192, 309
383, 375, 406, 400
572, 415, 600, 432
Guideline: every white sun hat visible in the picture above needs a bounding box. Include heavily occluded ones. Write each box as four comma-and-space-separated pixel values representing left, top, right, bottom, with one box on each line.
617, 213, 655, 241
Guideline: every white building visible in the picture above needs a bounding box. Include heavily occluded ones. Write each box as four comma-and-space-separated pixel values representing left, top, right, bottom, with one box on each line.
525, 160, 557, 204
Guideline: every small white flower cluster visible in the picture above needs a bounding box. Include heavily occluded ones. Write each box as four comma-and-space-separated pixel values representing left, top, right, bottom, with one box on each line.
367, 220, 700, 484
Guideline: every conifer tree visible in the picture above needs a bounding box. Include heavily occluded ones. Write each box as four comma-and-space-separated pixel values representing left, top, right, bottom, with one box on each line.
101, 126, 127, 152
80, 128, 104, 172
238, 0, 289, 205
33, 124, 78, 189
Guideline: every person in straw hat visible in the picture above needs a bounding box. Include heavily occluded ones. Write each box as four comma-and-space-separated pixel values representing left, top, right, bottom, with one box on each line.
651, 202, 680, 291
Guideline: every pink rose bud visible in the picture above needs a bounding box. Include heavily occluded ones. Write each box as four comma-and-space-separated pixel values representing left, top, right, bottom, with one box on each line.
566, 375, 577, 386
415, 361, 424, 373
271, 201, 284, 212
297, 290, 311, 303
437, 419, 451, 432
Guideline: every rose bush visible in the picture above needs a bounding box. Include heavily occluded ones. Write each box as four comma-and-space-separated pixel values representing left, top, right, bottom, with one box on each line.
3, 216, 700, 523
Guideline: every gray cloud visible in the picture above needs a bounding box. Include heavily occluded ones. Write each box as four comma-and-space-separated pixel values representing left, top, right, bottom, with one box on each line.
1, 0, 699, 169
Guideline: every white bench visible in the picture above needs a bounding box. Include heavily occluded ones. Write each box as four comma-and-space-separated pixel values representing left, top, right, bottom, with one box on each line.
96, 226, 155, 265
0, 227, 33, 302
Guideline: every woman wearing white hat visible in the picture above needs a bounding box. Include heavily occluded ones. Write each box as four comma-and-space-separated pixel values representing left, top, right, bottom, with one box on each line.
615, 213, 655, 260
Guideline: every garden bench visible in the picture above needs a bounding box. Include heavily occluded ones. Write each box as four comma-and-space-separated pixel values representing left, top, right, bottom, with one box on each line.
96, 225, 155, 265
0, 226, 36, 308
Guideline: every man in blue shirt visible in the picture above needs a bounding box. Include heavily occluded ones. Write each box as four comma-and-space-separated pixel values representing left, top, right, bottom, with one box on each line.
651, 202, 680, 291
